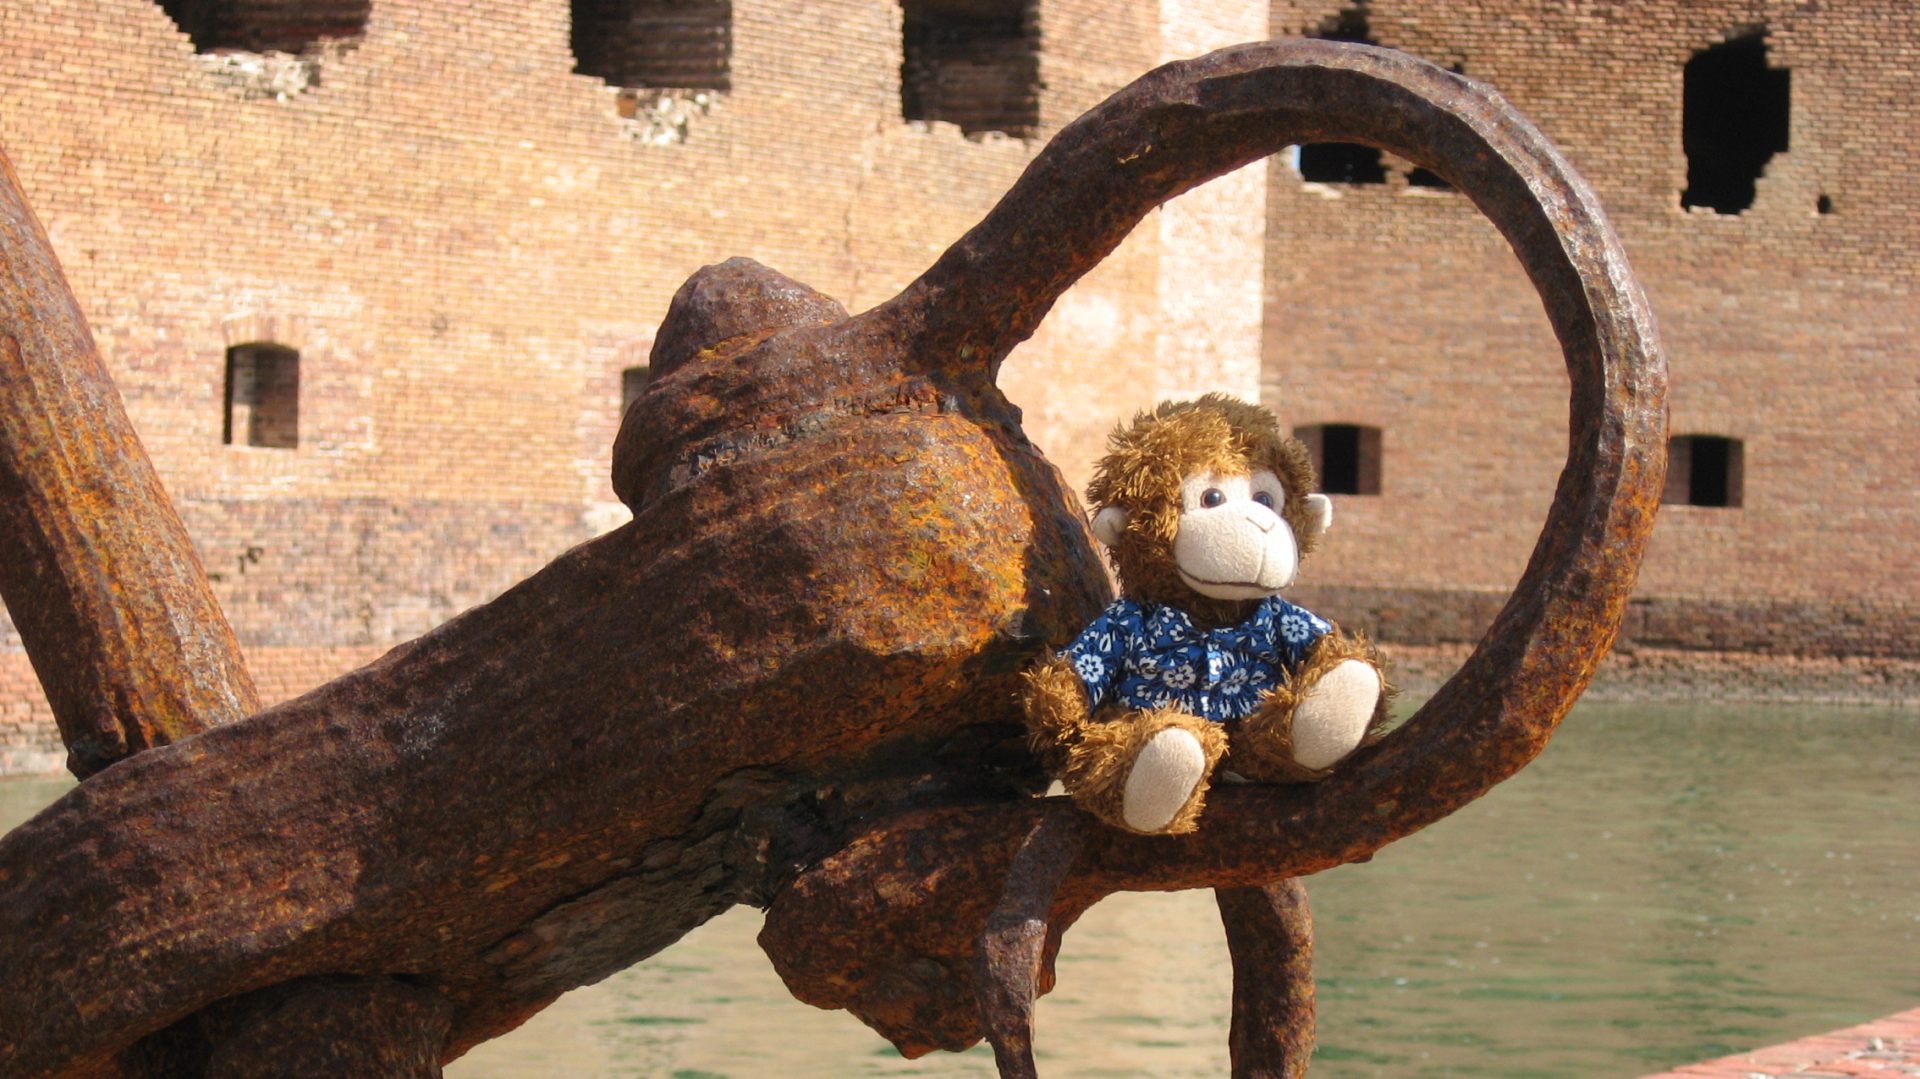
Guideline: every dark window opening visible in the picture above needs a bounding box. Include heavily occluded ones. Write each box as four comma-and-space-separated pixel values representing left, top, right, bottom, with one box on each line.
1308, 6, 1373, 47
224, 343, 299, 449
1296, 6, 1387, 185
901, 0, 1039, 138
1406, 166, 1453, 189
1682, 33, 1790, 214
572, 0, 732, 91
1816, 194, 1833, 215
156, 0, 369, 53
1664, 434, 1744, 508
1299, 143, 1388, 185
1294, 423, 1382, 496
621, 365, 651, 414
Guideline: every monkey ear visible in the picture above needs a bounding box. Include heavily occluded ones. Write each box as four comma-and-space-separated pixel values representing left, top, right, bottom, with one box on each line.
1302, 494, 1334, 539
1091, 506, 1128, 547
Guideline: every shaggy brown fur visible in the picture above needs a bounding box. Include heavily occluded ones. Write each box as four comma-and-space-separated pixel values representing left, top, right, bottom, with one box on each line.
1229, 631, 1396, 783
1085, 395, 1319, 629
1019, 654, 1094, 774
1061, 707, 1228, 835
1020, 657, 1229, 834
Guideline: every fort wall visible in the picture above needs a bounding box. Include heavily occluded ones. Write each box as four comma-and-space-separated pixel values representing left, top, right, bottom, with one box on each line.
1265, 2, 1917, 674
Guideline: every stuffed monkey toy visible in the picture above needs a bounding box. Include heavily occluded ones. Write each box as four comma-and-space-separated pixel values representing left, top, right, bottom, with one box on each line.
1021, 395, 1392, 835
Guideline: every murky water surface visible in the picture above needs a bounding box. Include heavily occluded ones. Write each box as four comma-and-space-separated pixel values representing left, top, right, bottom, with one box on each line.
5, 702, 1915, 1077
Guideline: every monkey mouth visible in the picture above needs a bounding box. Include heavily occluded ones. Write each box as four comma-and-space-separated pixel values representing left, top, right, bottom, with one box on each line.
1176, 567, 1283, 595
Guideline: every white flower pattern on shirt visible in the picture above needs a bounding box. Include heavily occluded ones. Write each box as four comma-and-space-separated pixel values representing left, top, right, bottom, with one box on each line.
1062, 595, 1331, 723
1073, 653, 1106, 685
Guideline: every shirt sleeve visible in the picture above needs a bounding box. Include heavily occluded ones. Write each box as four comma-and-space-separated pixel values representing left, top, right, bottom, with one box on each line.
1061, 600, 1134, 709
1267, 598, 1333, 669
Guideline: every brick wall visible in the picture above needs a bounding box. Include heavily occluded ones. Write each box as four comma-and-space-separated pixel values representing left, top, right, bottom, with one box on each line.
1264, 1, 1918, 668
0, 0, 1267, 770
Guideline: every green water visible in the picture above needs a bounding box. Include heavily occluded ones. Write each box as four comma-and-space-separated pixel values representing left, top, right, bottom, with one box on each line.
5, 702, 1915, 1077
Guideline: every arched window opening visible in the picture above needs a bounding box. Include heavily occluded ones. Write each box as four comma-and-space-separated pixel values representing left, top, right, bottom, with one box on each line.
1682, 33, 1790, 214
621, 365, 651, 414
156, 0, 369, 54
900, 0, 1040, 138
1294, 423, 1382, 496
1296, 7, 1387, 185
1664, 435, 1744, 508
572, 0, 733, 91
225, 343, 299, 450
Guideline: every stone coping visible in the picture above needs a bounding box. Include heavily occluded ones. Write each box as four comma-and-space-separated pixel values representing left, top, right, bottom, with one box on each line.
1639, 1006, 1920, 1078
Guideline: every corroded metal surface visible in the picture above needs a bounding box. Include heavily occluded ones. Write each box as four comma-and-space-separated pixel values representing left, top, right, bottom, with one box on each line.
974, 815, 1083, 1078
0, 252, 1106, 1074
0, 151, 258, 778
1217, 881, 1315, 1079
198, 977, 452, 1078
757, 37, 1666, 1056
0, 37, 1663, 1079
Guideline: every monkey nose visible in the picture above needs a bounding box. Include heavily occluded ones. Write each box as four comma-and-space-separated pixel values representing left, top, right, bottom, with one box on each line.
1247, 510, 1278, 533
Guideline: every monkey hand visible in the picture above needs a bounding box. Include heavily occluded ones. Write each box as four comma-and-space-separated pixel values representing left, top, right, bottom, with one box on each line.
1019, 653, 1092, 755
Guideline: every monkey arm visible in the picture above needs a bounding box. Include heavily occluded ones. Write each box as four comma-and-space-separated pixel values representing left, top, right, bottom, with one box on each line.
1020, 596, 1142, 754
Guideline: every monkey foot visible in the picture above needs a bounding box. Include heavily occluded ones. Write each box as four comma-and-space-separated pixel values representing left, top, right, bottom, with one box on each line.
1291, 659, 1382, 771
1122, 727, 1209, 834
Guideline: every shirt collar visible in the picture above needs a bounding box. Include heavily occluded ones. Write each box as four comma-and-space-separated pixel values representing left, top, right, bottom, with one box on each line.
1141, 596, 1290, 650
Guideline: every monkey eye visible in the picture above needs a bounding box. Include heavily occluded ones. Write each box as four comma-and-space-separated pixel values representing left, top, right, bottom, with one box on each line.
1200, 488, 1226, 508
1253, 491, 1276, 509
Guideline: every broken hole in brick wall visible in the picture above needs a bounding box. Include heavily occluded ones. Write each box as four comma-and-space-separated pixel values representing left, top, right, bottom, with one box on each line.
156, 0, 369, 54
1299, 143, 1389, 184
621, 365, 651, 414
1295, 423, 1382, 496
901, 0, 1039, 138
573, 0, 732, 91
1682, 33, 1789, 214
1296, 5, 1388, 184
225, 343, 299, 450
1664, 434, 1744, 508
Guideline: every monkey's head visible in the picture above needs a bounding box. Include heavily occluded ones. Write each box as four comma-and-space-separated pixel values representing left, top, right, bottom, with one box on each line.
1085, 395, 1331, 626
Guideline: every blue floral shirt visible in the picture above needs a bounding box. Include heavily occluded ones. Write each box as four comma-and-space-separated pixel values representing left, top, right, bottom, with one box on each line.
1062, 595, 1331, 723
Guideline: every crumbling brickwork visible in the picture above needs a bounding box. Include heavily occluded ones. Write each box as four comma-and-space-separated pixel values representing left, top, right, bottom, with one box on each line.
158, 0, 371, 54
1265, 1, 1917, 670
0, 0, 1269, 769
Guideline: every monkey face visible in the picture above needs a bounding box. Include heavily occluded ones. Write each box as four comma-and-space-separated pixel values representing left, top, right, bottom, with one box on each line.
1084, 395, 1332, 616
1171, 469, 1301, 600
1094, 468, 1331, 602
